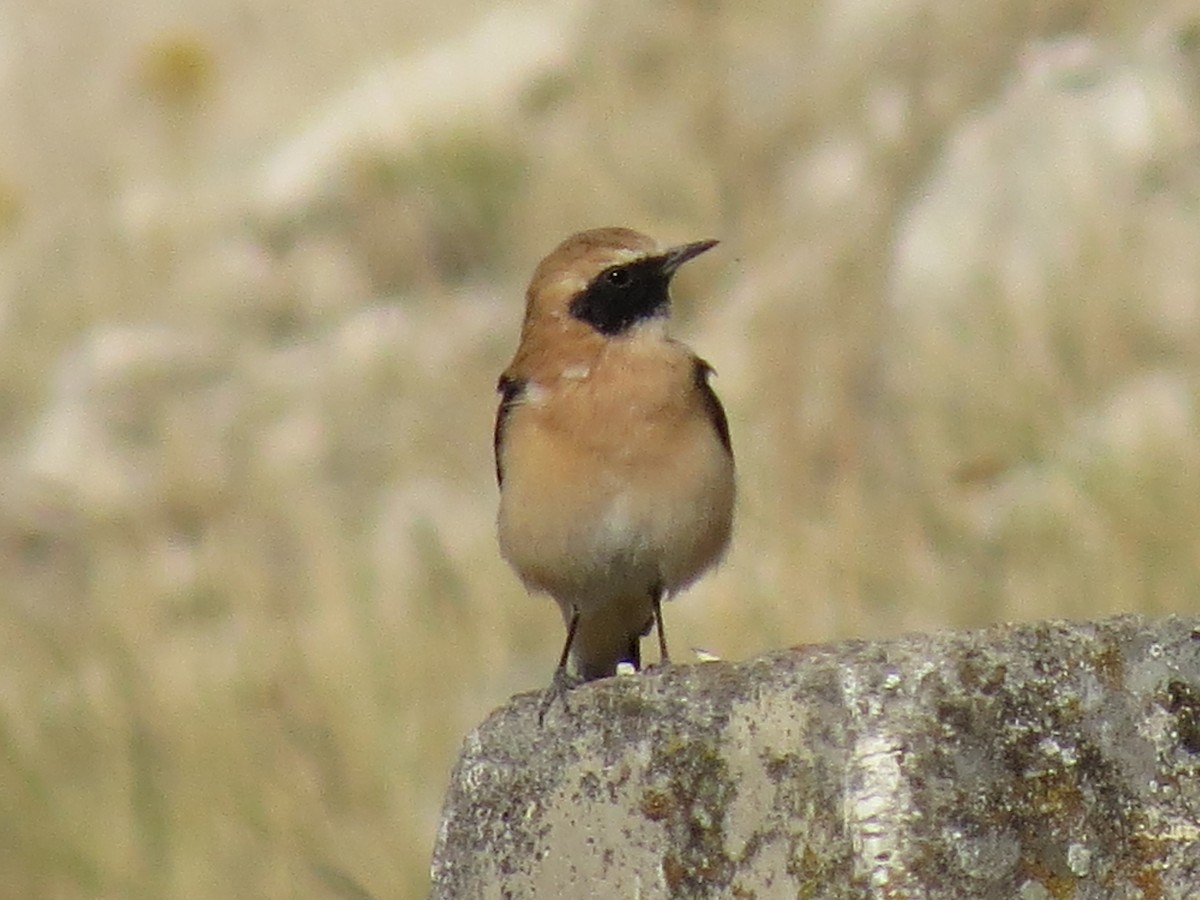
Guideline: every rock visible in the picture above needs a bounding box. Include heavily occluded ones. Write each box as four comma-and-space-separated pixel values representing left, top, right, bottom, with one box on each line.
22, 324, 233, 520
257, 2, 582, 215
253, 3, 584, 287
431, 615, 1200, 898
884, 34, 1200, 475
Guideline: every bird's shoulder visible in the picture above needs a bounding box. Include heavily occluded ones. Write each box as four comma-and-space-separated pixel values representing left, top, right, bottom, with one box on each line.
500, 336, 724, 431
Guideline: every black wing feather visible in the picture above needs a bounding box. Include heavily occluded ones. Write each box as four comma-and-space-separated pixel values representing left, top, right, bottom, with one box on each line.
694, 359, 732, 457
494, 375, 525, 486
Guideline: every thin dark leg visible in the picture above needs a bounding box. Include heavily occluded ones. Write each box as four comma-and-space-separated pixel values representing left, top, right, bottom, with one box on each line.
538, 608, 581, 726
652, 587, 671, 667
555, 607, 579, 671
624, 633, 641, 672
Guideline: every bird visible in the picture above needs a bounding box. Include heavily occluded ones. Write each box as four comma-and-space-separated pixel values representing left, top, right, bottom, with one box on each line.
493, 227, 735, 722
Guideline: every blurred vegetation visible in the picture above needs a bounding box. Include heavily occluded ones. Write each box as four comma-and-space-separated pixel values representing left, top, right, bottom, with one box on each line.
2, 0, 1200, 897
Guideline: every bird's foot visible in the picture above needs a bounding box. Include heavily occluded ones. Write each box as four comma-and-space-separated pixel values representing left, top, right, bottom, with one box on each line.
537, 667, 583, 726
643, 654, 674, 675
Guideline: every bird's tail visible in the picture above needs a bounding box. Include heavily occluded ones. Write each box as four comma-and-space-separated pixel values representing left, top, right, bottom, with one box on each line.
570, 608, 653, 681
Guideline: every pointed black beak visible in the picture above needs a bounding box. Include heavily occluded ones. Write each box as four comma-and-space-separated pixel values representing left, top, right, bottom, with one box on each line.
659, 239, 719, 277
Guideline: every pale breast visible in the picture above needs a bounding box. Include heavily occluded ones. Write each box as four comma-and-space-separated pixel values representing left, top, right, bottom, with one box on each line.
497, 340, 733, 602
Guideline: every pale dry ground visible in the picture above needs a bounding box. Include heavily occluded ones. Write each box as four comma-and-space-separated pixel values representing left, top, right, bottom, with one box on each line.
1, 0, 1199, 897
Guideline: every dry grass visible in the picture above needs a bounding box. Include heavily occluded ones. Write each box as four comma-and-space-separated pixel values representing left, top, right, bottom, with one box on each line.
2, 0, 1200, 896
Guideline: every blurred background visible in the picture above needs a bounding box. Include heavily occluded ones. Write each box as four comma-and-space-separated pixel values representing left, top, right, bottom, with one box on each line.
3, 0, 1200, 896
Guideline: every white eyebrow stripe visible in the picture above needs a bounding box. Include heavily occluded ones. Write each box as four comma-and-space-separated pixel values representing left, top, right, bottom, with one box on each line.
555, 274, 588, 295
607, 247, 648, 265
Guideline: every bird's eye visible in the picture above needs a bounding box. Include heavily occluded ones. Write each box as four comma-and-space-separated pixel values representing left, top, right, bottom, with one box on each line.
605, 267, 631, 287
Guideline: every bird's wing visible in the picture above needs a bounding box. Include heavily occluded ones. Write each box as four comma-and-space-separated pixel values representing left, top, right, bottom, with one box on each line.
494, 374, 525, 486
693, 358, 732, 457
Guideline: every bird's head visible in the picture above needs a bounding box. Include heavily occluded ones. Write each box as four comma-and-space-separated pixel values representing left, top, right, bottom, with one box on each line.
524, 227, 718, 338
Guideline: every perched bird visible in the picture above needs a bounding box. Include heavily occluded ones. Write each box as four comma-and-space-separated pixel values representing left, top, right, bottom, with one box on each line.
493, 227, 735, 720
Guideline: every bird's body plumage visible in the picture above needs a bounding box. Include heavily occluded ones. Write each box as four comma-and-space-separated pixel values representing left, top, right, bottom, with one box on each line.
494, 227, 734, 691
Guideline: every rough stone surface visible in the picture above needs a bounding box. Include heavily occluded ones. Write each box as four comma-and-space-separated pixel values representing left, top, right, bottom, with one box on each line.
431, 615, 1200, 898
